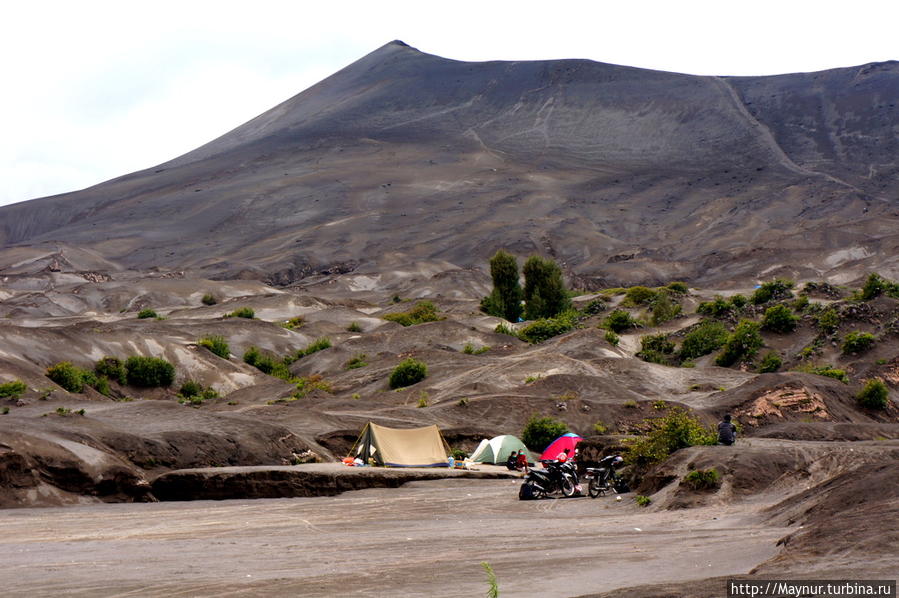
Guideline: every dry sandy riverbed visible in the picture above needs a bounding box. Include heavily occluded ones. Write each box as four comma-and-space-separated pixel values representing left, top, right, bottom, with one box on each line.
0, 478, 786, 597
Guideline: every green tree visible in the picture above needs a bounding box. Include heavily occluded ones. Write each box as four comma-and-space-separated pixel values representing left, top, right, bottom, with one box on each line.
522, 256, 571, 320
856, 378, 889, 410
521, 415, 569, 452
480, 250, 523, 322
761, 304, 799, 333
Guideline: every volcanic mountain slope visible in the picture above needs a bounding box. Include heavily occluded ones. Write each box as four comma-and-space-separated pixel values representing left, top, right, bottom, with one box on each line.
1, 41, 897, 286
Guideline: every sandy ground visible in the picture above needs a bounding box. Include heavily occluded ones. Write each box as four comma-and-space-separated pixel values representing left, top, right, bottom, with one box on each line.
0, 478, 786, 598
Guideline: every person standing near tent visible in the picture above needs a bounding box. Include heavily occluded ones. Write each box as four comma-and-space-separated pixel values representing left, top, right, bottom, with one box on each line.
516, 450, 529, 473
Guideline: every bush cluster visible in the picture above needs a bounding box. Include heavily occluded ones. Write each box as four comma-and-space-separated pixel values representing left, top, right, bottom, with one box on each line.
0, 380, 27, 399
517, 310, 578, 343
815, 307, 841, 334
679, 320, 729, 360
758, 351, 782, 373
345, 354, 368, 370
603, 309, 638, 333
625, 407, 716, 466
178, 380, 218, 405
137, 309, 158, 319
125, 356, 175, 387
521, 415, 569, 452
649, 290, 682, 326
683, 468, 721, 491
225, 307, 255, 319
201, 293, 217, 306
243, 346, 291, 380
842, 331, 875, 354
198, 336, 230, 359
751, 279, 794, 304
384, 301, 442, 326
284, 337, 332, 364
761, 304, 800, 333
856, 378, 889, 410
857, 273, 899, 300
281, 316, 305, 330
637, 334, 676, 365
389, 358, 428, 389
715, 320, 763, 367
95, 356, 127, 385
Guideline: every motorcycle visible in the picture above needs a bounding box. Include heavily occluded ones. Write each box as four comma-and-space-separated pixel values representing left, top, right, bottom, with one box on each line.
584, 454, 629, 498
518, 459, 579, 500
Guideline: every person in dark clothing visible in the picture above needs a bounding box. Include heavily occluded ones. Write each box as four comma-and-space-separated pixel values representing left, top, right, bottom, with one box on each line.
506, 451, 519, 470
718, 414, 737, 445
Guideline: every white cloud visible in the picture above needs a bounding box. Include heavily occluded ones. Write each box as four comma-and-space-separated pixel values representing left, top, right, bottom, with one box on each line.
1, 0, 896, 206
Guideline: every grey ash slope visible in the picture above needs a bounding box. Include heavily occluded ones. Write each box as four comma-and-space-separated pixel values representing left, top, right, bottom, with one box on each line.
2, 41, 897, 285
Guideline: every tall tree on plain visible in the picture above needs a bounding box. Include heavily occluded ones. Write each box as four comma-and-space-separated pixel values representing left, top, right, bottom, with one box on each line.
523, 255, 571, 320
481, 250, 523, 322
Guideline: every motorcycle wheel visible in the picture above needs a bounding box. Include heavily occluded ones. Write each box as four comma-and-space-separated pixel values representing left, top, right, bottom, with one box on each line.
561, 474, 576, 498
588, 478, 602, 499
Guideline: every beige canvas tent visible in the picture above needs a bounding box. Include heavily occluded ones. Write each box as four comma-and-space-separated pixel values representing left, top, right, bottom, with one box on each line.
350, 422, 450, 467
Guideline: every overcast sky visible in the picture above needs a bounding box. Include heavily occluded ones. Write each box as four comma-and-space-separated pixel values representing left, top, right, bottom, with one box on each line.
2, 0, 896, 207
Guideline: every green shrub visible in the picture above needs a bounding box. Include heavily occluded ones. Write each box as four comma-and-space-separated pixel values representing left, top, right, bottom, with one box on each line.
462, 343, 490, 355
243, 346, 291, 380
650, 290, 682, 326
696, 296, 734, 318
792, 295, 810, 311
625, 407, 716, 466
285, 337, 333, 364
762, 304, 799, 333
91, 375, 111, 396
292, 374, 333, 398
842, 331, 875, 354
1, 406, 9, 415
811, 366, 849, 384
282, 316, 305, 330
179, 380, 203, 397
383, 301, 442, 326
683, 468, 721, 490
198, 336, 230, 359
494, 322, 520, 337
593, 420, 608, 434
635, 495, 652, 507
715, 320, 763, 367
347, 321, 363, 332
680, 321, 729, 360
521, 415, 569, 452
758, 351, 782, 373
623, 286, 657, 306
856, 378, 889, 410
416, 391, 430, 408
95, 356, 127, 385
604, 330, 620, 346
582, 299, 606, 315
226, 307, 255, 319
0, 380, 27, 399
667, 281, 689, 294
518, 310, 578, 343
751, 279, 794, 304
638, 334, 675, 364
201, 293, 217, 306
137, 309, 158, 319
816, 308, 841, 334
47, 362, 86, 393
389, 358, 428, 389
345, 354, 368, 370
125, 356, 175, 387
604, 309, 637, 333
730, 294, 748, 308
859, 273, 890, 300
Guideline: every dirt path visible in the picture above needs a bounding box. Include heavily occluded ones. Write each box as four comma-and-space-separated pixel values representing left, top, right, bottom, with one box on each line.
0, 479, 786, 597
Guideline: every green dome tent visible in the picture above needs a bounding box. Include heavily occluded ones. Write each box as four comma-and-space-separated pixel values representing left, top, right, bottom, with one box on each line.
469, 435, 534, 464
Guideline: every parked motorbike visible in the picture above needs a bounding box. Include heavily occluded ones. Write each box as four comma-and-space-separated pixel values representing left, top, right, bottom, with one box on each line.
518, 460, 579, 500
584, 454, 628, 498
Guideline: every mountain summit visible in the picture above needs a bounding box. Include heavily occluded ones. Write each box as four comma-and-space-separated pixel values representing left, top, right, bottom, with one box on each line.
2, 42, 897, 285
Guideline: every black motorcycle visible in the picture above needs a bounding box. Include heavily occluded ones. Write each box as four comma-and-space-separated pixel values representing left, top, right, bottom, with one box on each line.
518, 460, 579, 500
584, 455, 629, 498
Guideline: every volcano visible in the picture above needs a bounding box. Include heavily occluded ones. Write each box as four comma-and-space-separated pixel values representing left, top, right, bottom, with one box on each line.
1, 41, 897, 286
